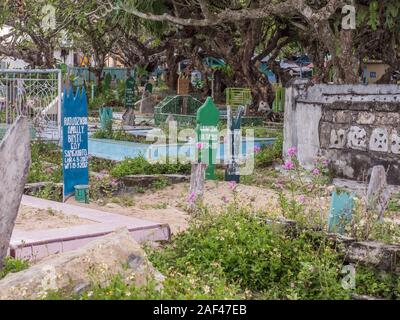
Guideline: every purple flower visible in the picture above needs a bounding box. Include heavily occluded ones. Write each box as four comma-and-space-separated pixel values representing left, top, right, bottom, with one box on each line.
299, 195, 306, 204
322, 159, 329, 167
254, 146, 261, 154
228, 181, 237, 190
282, 160, 295, 171
312, 168, 320, 175
287, 147, 297, 157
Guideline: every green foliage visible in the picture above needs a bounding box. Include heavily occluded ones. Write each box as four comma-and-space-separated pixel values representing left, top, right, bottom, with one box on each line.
28, 142, 62, 183
89, 157, 117, 174
355, 267, 399, 299
147, 208, 348, 300
49, 206, 399, 300
255, 134, 283, 168
31, 183, 63, 202
89, 175, 120, 201
0, 257, 29, 280
110, 156, 191, 178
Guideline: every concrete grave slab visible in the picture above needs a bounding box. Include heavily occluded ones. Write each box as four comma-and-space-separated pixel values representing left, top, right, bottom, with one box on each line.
9, 195, 171, 261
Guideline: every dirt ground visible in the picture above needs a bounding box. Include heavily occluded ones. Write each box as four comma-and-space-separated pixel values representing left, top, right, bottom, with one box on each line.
15, 205, 95, 231
16, 181, 399, 235
67, 181, 332, 235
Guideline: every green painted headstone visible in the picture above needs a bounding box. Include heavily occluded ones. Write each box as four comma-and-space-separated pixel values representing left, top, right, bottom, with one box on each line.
328, 191, 354, 235
144, 82, 153, 94
125, 76, 136, 108
196, 97, 220, 180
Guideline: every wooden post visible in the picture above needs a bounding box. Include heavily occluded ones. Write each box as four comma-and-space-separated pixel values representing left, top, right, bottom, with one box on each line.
188, 163, 206, 212
0, 117, 31, 270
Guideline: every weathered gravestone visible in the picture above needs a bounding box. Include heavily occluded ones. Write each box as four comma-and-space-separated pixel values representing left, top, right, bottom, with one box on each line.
123, 74, 136, 125
328, 190, 355, 234
367, 165, 391, 220
0, 116, 31, 269
62, 87, 89, 201
196, 97, 220, 180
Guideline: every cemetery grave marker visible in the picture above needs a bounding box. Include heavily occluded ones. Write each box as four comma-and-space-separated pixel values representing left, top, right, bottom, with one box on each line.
144, 82, 153, 94
328, 190, 355, 234
0, 116, 31, 269
125, 74, 136, 108
123, 74, 136, 125
225, 106, 244, 182
62, 87, 89, 201
367, 165, 391, 220
196, 97, 220, 180
177, 75, 191, 95
99, 107, 113, 131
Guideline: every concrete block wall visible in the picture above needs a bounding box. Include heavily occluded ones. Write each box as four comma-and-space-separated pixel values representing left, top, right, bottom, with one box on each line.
283, 80, 400, 185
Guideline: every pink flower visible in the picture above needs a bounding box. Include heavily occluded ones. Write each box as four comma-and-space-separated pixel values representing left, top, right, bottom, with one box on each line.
228, 181, 237, 190
45, 167, 54, 174
287, 147, 297, 157
111, 179, 119, 186
274, 182, 284, 189
188, 192, 197, 204
312, 168, 320, 175
322, 159, 329, 167
221, 196, 229, 204
282, 160, 295, 170
196, 142, 204, 150
254, 146, 261, 154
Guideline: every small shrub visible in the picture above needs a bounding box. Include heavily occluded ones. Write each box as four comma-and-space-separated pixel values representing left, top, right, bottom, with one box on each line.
110, 156, 191, 178
255, 134, 283, 168
0, 257, 29, 279
31, 183, 63, 202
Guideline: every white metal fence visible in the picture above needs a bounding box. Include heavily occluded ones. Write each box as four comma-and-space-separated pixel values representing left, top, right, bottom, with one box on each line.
0, 69, 62, 141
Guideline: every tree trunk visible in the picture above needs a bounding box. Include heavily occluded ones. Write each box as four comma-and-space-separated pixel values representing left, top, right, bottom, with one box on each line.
332, 30, 360, 84
166, 48, 179, 91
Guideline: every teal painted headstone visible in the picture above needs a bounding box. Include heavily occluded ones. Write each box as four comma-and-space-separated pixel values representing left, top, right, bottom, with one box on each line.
328, 191, 354, 234
62, 86, 89, 201
125, 76, 136, 108
99, 107, 113, 132
196, 97, 220, 180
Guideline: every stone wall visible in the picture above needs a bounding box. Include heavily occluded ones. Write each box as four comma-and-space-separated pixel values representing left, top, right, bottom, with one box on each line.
284, 80, 400, 185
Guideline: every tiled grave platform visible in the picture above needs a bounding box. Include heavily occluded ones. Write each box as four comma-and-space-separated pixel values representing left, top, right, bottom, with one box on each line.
10, 196, 171, 261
